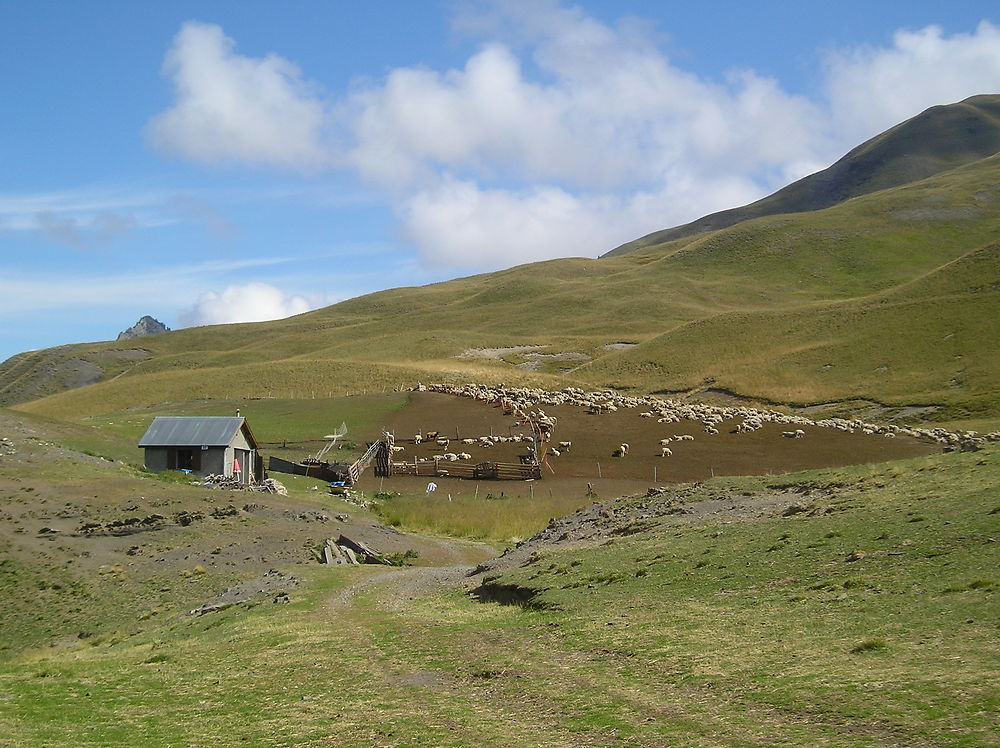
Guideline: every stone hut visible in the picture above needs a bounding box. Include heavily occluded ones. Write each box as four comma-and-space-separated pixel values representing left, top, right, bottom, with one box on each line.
138, 416, 263, 484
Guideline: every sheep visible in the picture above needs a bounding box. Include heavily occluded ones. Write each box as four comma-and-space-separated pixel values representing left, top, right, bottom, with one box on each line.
457, 452, 472, 460
612, 443, 629, 457
674, 434, 694, 441
659, 438, 672, 446
659, 447, 673, 457
413, 433, 423, 444
436, 438, 450, 448
442, 452, 459, 461
461, 438, 476, 445
548, 448, 561, 457
425, 430, 440, 440
704, 426, 719, 435
558, 441, 572, 450
391, 445, 405, 453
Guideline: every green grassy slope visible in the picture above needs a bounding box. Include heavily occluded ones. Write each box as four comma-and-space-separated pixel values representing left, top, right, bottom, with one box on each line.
6, 149, 1000, 422
1, 440, 995, 746
603, 93, 1000, 255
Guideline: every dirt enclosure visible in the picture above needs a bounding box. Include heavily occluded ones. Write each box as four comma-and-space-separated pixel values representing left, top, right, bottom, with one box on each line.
353, 392, 940, 500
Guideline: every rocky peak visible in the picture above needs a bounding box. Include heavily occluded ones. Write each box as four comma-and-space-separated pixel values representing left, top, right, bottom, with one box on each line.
117, 316, 170, 341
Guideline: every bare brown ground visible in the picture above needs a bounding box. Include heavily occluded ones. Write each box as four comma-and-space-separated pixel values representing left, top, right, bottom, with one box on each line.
355, 391, 940, 500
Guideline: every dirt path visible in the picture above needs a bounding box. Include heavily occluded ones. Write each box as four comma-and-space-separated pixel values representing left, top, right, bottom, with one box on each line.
326, 564, 476, 615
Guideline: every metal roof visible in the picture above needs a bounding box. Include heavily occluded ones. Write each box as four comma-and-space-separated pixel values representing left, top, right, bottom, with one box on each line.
138, 417, 252, 448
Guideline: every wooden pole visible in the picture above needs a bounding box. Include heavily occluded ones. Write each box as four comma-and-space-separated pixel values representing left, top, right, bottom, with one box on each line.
597, 462, 602, 478
654, 466, 657, 482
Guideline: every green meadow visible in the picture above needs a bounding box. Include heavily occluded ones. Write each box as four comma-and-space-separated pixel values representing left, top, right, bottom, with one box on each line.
1, 439, 996, 747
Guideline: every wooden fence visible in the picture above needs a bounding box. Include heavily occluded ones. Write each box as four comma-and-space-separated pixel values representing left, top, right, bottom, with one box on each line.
391, 460, 540, 481
350, 439, 384, 483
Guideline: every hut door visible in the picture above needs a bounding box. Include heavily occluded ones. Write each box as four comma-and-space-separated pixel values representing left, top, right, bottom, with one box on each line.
234, 449, 249, 483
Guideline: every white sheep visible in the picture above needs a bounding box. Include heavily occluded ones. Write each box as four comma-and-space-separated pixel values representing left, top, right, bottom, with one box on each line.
558, 441, 572, 450
659, 447, 673, 457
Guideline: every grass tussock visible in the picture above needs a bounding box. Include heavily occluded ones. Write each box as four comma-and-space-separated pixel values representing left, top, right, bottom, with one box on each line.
850, 638, 888, 653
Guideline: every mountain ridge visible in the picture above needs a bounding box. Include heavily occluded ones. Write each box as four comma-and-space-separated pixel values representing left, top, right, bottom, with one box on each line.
603, 94, 1000, 256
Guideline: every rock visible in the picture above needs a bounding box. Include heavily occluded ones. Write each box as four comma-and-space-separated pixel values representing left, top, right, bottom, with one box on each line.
117, 315, 170, 341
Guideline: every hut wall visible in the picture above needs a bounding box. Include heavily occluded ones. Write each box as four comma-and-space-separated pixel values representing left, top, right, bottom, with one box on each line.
201, 447, 227, 476
144, 447, 169, 473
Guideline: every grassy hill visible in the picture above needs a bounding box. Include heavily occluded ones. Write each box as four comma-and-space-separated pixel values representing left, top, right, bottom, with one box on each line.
603, 93, 1000, 255
4, 147, 999, 424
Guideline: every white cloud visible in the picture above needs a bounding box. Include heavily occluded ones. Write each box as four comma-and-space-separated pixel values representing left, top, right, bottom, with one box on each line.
824, 21, 1000, 144
401, 174, 762, 267
178, 282, 313, 327
149, 8, 1000, 271
0, 258, 297, 316
0, 186, 166, 234
147, 21, 331, 170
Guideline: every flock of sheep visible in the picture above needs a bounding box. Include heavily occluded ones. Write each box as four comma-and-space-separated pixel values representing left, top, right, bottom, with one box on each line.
413, 382, 999, 454
400, 430, 536, 463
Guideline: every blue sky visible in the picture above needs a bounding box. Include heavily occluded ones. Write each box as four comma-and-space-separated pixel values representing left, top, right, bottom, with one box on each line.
2, 0, 999, 363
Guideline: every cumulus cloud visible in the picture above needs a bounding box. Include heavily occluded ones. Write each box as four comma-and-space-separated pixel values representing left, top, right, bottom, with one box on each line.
401, 174, 762, 267
149, 6, 1000, 270
147, 22, 331, 170
179, 282, 313, 327
824, 21, 1000, 144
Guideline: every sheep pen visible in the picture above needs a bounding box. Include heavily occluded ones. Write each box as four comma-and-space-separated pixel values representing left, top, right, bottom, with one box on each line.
348, 384, 979, 503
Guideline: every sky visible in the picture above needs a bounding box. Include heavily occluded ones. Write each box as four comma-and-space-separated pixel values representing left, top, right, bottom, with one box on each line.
2, 0, 1000, 363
